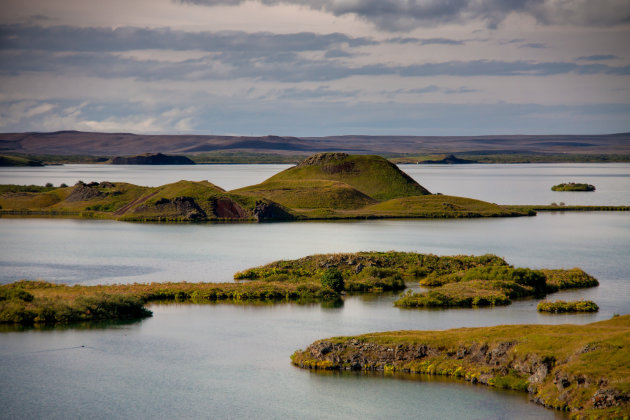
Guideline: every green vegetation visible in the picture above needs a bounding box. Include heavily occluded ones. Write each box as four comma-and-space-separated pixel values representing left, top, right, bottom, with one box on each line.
0, 155, 44, 166
235, 252, 508, 293
537, 300, 599, 313
291, 315, 630, 419
551, 182, 596, 191
395, 266, 597, 308
321, 268, 345, 293
0, 153, 532, 222
0, 283, 151, 325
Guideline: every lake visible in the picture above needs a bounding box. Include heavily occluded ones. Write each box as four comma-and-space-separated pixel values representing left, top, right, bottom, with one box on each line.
1, 163, 629, 419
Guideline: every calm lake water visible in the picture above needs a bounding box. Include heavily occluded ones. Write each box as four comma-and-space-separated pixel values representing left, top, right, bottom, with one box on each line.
1, 162, 629, 205
1, 163, 629, 419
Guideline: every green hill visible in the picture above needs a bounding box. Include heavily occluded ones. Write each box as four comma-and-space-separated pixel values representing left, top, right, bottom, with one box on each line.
237, 153, 430, 202
0, 155, 44, 167
0, 180, 295, 221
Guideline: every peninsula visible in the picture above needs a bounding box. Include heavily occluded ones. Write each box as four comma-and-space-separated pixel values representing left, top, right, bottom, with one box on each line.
291, 315, 630, 419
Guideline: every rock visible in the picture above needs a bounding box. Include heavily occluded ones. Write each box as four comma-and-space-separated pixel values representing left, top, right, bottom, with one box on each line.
592, 388, 630, 408
253, 200, 294, 221
65, 183, 104, 202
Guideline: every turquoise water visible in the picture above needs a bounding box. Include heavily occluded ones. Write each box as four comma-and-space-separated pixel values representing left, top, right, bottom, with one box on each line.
1, 164, 628, 419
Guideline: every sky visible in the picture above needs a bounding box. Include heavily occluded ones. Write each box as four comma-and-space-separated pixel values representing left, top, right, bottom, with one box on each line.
0, 0, 629, 136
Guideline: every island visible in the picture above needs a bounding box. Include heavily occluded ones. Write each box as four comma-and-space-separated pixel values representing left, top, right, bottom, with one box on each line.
291, 315, 630, 419
0, 252, 599, 325
110, 153, 195, 165
418, 154, 477, 164
537, 300, 599, 313
551, 182, 596, 191
0, 153, 531, 221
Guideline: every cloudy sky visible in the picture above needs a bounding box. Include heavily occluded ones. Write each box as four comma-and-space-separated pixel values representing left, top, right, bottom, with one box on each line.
0, 0, 629, 136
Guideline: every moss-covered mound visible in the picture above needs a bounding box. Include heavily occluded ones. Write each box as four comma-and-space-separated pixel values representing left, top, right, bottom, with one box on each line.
551, 183, 596, 191
395, 266, 597, 308
291, 315, 630, 419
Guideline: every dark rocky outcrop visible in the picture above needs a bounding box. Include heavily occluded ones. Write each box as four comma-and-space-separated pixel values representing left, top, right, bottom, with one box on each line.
133, 196, 206, 220
253, 200, 295, 221
296, 152, 349, 167
65, 182, 105, 202
111, 153, 195, 165
212, 197, 247, 219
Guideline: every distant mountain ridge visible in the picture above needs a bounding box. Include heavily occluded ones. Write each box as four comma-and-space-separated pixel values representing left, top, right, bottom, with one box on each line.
1, 131, 629, 156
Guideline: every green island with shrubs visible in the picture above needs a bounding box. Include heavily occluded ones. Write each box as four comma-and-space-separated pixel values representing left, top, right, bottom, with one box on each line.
395, 266, 598, 308
291, 315, 630, 419
1, 252, 599, 326
537, 300, 599, 313
0, 153, 532, 221
551, 182, 596, 191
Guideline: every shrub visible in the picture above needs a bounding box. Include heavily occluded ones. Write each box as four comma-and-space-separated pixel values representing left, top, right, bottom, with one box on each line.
321, 268, 344, 292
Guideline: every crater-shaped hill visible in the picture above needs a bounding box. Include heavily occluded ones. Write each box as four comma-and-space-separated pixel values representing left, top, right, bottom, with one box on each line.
0, 180, 294, 222
233, 153, 430, 209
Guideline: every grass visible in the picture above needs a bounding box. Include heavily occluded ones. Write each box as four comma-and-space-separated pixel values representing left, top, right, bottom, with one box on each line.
551, 183, 596, 191
537, 300, 599, 313
0, 283, 151, 325
291, 315, 630, 419
395, 266, 597, 308
233, 179, 376, 210
244, 153, 431, 201
235, 252, 509, 292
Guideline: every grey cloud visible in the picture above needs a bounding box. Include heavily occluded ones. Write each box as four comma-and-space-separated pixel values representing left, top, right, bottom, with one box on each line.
520, 43, 547, 49
576, 54, 620, 61
420, 38, 465, 46
275, 86, 360, 100
3, 50, 629, 83
324, 49, 354, 58
0, 24, 375, 52
176, 0, 630, 30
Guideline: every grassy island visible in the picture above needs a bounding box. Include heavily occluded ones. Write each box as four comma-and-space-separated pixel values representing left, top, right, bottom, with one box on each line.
291, 315, 630, 419
395, 266, 598, 308
0, 153, 531, 222
537, 300, 599, 313
0, 252, 600, 326
551, 183, 596, 191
